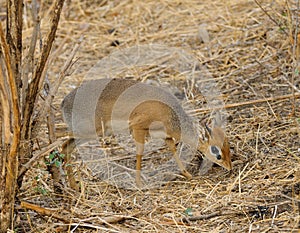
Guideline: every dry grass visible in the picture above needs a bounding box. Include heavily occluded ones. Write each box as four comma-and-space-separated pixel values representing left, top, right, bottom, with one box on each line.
12, 0, 300, 232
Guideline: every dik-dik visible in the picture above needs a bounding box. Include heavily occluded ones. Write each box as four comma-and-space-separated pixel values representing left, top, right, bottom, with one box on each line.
61, 78, 232, 188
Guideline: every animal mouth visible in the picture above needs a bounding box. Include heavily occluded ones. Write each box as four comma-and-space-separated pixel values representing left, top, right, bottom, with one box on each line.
224, 160, 233, 171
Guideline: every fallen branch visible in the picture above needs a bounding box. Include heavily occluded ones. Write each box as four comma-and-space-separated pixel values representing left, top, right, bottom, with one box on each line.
21, 201, 139, 227
190, 92, 300, 114
21, 201, 69, 223
180, 211, 221, 222
161, 211, 222, 226
161, 210, 238, 226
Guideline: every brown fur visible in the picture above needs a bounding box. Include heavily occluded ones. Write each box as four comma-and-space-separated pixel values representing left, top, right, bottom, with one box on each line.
61, 78, 232, 188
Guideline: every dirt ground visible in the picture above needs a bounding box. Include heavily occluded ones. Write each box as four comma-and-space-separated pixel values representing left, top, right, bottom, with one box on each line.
13, 0, 300, 232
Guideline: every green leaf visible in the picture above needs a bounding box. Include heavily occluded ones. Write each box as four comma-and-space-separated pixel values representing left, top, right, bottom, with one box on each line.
35, 186, 48, 195
184, 207, 193, 216
49, 153, 55, 160
55, 160, 61, 167
44, 161, 51, 166
279, 26, 286, 32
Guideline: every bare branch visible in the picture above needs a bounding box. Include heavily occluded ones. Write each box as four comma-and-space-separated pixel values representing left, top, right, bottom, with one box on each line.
0, 59, 11, 144
254, 0, 289, 37
38, 39, 81, 124
21, 0, 65, 140
18, 139, 64, 178
0, 13, 21, 232
6, 0, 23, 94
22, 0, 40, 113
0, 18, 20, 137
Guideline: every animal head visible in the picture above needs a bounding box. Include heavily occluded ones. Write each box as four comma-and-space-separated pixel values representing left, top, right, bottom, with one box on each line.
198, 113, 232, 171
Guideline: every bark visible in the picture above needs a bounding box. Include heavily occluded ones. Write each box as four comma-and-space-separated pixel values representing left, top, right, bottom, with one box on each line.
0, 19, 21, 233
18, 0, 65, 188
6, 0, 23, 95
21, 0, 65, 142
0, 0, 66, 232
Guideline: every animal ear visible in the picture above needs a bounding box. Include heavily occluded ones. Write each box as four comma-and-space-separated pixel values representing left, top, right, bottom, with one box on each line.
204, 123, 212, 138
213, 111, 223, 128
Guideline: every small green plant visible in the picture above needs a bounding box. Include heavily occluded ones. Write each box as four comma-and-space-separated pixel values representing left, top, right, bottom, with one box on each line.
34, 186, 48, 195
45, 150, 65, 167
33, 175, 48, 195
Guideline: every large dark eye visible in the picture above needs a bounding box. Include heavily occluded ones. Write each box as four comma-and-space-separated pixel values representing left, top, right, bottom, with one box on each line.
210, 145, 221, 160
211, 146, 219, 154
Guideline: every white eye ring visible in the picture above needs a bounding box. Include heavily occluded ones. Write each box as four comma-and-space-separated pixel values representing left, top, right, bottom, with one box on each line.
210, 145, 221, 160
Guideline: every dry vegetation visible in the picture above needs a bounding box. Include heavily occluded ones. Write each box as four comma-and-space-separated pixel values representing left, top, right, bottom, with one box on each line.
7, 0, 300, 232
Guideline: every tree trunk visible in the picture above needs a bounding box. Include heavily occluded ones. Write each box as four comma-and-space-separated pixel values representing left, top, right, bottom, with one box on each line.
0, 17, 21, 231
0, 0, 65, 231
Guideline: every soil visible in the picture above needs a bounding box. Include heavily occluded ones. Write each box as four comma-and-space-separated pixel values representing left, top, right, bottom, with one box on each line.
9, 0, 300, 232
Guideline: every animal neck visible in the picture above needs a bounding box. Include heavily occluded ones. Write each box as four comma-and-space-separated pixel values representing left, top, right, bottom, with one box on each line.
171, 113, 200, 149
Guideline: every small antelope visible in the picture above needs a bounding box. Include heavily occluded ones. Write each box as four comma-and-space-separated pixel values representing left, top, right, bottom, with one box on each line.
61, 78, 232, 188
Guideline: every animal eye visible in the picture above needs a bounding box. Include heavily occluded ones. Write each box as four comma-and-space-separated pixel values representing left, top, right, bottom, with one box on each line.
210, 145, 219, 154
210, 145, 221, 160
